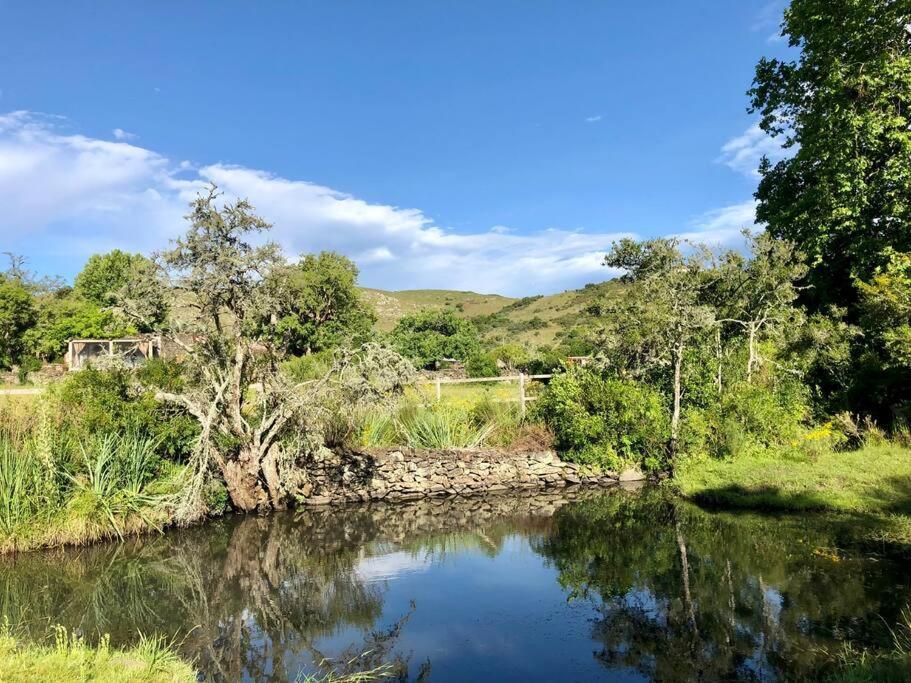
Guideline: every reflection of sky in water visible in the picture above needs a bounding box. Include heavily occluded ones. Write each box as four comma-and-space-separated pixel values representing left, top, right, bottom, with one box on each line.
3, 490, 911, 682
354, 550, 432, 583
319, 535, 648, 683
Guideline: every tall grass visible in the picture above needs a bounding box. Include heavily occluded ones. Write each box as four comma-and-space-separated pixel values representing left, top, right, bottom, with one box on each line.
396, 404, 495, 449
65, 433, 167, 538
0, 396, 175, 550
0, 621, 196, 682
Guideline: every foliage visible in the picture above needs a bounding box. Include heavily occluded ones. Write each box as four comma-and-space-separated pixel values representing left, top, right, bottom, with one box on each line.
599, 238, 717, 455
74, 250, 152, 306
681, 379, 811, 460
0, 274, 37, 369
749, 0, 911, 309
51, 366, 198, 461
269, 251, 376, 355
533, 366, 669, 471
394, 402, 494, 449
858, 249, 911, 370
465, 352, 499, 378
389, 309, 481, 368
0, 624, 195, 682
24, 294, 135, 361
282, 349, 335, 382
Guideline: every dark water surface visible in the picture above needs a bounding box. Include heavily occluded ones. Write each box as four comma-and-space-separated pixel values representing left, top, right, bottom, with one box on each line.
2, 487, 910, 682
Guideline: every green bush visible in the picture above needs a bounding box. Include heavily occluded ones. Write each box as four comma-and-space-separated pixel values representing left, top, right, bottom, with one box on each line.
680, 380, 811, 460
282, 349, 335, 381
390, 309, 481, 368
51, 366, 198, 461
16, 356, 41, 385
466, 352, 499, 378
533, 367, 670, 471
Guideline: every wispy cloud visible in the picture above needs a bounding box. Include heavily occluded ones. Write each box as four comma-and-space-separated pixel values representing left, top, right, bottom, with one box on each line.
0, 110, 639, 295
585, 115, 602, 123
716, 122, 789, 178
752, 0, 787, 43
112, 128, 138, 141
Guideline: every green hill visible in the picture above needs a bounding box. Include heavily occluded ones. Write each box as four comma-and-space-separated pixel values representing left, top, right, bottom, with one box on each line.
360, 280, 624, 349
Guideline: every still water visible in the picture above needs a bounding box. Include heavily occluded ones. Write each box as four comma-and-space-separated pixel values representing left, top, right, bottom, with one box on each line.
1, 487, 909, 682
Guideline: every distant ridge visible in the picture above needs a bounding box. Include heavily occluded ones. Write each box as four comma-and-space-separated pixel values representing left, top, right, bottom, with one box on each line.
360, 280, 623, 347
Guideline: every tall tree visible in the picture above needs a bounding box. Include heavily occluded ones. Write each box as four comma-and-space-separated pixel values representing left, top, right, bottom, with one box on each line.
270, 251, 376, 356
750, 0, 911, 309
0, 274, 36, 369
75, 250, 152, 306
716, 232, 807, 382
600, 239, 716, 458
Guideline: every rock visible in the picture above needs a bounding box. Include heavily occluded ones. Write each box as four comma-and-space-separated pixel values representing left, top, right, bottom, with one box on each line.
619, 467, 645, 482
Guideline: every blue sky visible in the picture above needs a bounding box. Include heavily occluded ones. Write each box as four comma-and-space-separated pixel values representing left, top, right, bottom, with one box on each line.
0, 1, 791, 295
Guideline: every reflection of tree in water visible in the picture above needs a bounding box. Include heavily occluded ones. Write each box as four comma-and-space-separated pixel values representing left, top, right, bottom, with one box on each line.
533, 489, 911, 681
0, 491, 578, 681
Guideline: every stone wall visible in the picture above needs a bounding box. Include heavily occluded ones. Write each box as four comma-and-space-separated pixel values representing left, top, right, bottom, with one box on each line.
300, 447, 620, 505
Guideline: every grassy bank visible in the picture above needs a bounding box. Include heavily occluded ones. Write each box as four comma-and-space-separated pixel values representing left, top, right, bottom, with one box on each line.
0, 626, 194, 682
676, 445, 911, 515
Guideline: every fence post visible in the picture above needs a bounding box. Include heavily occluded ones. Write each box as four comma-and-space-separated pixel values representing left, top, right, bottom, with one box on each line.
435, 379, 442, 402
518, 372, 526, 416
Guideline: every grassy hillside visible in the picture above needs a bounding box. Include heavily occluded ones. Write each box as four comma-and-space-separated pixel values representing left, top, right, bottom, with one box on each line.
361, 280, 624, 348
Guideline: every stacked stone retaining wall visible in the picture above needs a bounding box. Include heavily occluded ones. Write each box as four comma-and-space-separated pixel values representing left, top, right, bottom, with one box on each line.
300, 447, 620, 505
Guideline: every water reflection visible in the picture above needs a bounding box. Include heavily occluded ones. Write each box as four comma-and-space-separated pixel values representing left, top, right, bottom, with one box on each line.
1, 488, 909, 681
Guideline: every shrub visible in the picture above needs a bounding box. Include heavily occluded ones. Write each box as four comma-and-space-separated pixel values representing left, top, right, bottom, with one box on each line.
533, 367, 670, 471
466, 352, 499, 378
282, 350, 335, 382
680, 380, 811, 460
50, 366, 198, 461
16, 356, 41, 385
395, 402, 494, 449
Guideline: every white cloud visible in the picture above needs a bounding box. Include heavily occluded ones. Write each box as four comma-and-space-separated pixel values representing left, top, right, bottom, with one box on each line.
585, 115, 602, 123
112, 128, 138, 141
678, 200, 759, 246
716, 123, 789, 178
0, 111, 636, 295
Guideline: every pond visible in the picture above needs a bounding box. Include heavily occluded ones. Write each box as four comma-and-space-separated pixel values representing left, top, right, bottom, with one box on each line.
1, 487, 909, 682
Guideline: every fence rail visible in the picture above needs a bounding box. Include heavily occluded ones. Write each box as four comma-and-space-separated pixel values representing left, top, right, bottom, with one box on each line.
416, 373, 553, 414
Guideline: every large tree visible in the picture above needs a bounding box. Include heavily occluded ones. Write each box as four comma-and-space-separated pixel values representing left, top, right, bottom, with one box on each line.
750, 0, 911, 309
0, 274, 36, 369
75, 250, 152, 306
390, 309, 481, 369
124, 187, 408, 518
269, 251, 375, 356
600, 239, 717, 458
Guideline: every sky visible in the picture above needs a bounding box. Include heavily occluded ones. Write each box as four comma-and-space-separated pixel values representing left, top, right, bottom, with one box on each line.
0, 1, 792, 295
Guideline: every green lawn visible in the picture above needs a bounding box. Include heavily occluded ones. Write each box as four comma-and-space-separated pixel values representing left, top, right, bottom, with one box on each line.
675, 445, 911, 515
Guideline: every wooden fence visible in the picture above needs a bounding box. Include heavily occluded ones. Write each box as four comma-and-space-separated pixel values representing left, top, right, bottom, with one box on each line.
417, 374, 553, 415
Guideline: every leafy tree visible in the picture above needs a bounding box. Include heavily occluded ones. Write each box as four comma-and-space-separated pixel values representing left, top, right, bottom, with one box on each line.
74, 250, 151, 306
24, 294, 134, 360
715, 232, 807, 382
390, 309, 481, 369
270, 251, 376, 355
599, 239, 716, 457
749, 0, 911, 308
121, 187, 409, 518
857, 249, 911, 370
0, 274, 37, 369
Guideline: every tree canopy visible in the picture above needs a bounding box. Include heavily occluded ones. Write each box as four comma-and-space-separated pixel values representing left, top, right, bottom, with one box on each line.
74, 250, 152, 306
390, 309, 481, 369
750, 0, 911, 308
270, 251, 376, 356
